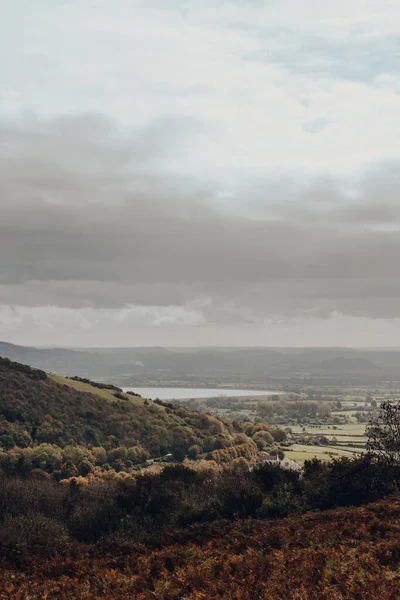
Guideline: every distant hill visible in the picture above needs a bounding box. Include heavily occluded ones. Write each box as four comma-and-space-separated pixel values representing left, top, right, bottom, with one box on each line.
311, 356, 380, 373
0, 341, 111, 377
1, 341, 400, 386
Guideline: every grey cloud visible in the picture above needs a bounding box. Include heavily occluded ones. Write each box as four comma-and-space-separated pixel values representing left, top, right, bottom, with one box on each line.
2, 115, 400, 323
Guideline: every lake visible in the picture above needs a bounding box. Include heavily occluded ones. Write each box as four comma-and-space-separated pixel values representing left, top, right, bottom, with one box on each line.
122, 387, 280, 400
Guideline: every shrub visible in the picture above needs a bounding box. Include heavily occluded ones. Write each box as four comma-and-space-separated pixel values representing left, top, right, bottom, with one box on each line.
66, 480, 121, 542
261, 483, 304, 518
0, 513, 68, 563
303, 455, 397, 510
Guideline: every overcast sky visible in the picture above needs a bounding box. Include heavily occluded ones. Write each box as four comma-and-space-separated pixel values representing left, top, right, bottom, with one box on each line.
1, 0, 400, 347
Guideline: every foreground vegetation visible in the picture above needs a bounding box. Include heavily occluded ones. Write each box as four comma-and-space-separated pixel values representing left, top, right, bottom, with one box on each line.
1, 477, 400, 599
0, 453, 398, 556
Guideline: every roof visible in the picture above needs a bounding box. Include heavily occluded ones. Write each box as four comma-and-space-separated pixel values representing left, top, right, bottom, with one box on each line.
280, 458, 302, 472
263, 455, 279, 461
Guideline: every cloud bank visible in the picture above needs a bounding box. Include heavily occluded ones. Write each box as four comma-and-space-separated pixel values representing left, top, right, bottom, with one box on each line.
1, 1, 400, 345
2, 116, 400, 325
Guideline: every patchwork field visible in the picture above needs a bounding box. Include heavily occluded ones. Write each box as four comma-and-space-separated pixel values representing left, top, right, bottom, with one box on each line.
276, 420, 368, 464
287, 423, 367, 441
284, 443, 364, 464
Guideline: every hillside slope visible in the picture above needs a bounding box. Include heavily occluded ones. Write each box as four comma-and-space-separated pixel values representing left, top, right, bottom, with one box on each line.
0, 356, 234, 452
1, 496, 400, 599
0, 357, 275, 476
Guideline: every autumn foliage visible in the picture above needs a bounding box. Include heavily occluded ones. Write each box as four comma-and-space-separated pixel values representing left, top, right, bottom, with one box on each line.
1, 497, 400, 599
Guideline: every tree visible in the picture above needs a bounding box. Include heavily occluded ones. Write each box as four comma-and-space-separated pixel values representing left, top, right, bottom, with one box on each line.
253, 431, 274, 450
302, 455, 394, 510
367, 400, 400, 470
270, 428, 287, 443
172, 447, 186, 463
78, 459, 94, 477
231, 457, 250, 473
187, 444, 202, 460
317, 404, 331, 419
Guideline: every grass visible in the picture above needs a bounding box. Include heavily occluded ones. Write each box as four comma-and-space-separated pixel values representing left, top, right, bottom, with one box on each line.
48, 374, 148, 407
289, 423, 366, 433
284, 443, 364, 465
285, 423, 368, 442
280, 421, 368, 464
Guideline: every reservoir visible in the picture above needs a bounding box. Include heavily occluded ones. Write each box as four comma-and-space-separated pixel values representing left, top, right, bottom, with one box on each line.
122, 387, 280, 400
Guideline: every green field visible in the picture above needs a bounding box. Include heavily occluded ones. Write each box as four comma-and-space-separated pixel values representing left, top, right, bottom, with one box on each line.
286, 423, 367, 442
284, 443, 364, 465
277, 420, 368, 464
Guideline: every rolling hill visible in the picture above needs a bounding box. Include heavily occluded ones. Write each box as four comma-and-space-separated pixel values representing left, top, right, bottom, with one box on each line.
311, 356, 380, 373
0, 356, 272, 478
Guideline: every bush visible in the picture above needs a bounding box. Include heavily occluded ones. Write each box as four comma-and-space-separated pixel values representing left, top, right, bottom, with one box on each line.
66, 480, 121, 542
217, 470, 263, 519
303, 455, 397, 510
261, 483, 304, 518
0, 513, 68, 563
0, 476, 66, 521
253, 463, 300, 493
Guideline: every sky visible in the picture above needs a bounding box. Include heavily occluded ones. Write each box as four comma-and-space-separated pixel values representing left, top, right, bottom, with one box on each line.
1, 0, 400, 347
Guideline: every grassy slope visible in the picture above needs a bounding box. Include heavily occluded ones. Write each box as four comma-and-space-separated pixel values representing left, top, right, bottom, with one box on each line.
1, 496, 400, 599
49, 374, 147, 407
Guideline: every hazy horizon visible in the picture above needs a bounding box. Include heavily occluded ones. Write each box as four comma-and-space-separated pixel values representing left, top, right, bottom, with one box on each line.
2, 2, 400, 347
4, 339, 400, 352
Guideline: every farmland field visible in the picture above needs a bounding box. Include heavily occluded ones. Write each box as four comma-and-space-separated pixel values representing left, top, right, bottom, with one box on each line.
277, 420, 368, 464
287, 423, 367, 442
283, 443, 364, 464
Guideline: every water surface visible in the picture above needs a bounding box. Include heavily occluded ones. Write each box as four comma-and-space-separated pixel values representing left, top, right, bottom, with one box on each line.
123, 387, 280, 400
